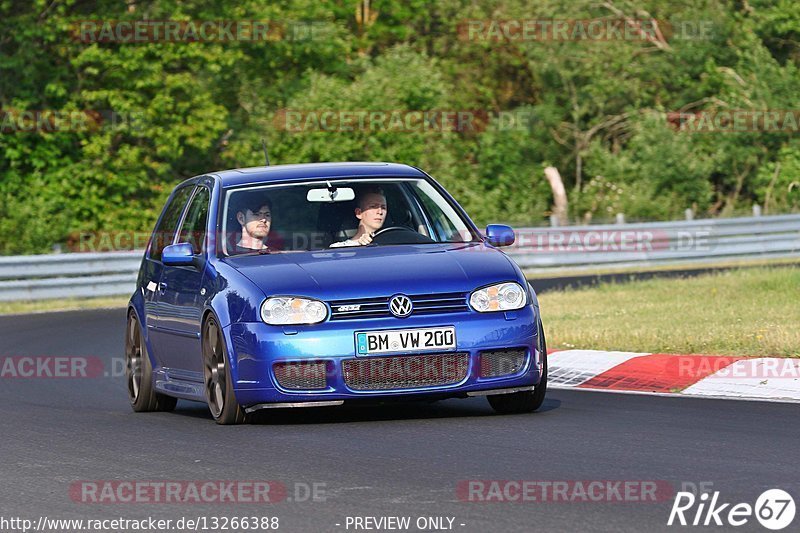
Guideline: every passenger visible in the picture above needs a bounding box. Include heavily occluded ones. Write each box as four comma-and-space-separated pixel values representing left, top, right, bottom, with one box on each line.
330, 187, 387, 248
231, 196, 273, 254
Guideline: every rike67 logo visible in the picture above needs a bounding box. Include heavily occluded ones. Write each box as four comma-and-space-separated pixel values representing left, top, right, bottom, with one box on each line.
668, 489, 796, 530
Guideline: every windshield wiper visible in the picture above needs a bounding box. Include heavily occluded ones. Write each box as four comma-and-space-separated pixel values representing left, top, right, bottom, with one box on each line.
227, 247, 272, 258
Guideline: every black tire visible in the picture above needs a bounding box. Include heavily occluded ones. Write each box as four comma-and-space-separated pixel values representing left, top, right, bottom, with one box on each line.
125, 312, 178, 413
488, 320, 548, 414
202, 316, 247, 425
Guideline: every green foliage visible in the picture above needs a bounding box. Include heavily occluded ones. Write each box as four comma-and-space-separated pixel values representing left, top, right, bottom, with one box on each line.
578, 114, 714, 222
1, 0, 799, 254
753, 141, 800, 213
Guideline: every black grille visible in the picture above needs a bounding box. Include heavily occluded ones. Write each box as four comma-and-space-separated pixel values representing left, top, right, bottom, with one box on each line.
343, 353, 469, 391
273, 361, 327, 390
329, 292, 469, 320
479, 349, 527, 378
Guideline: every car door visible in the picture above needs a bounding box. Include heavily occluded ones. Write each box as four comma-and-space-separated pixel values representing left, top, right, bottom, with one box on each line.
151, 185, 210, 375
142, 185, 195, 368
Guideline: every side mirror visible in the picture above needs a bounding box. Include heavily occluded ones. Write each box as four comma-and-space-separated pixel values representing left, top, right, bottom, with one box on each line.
162, 243, 196, 266
485, 224, 515, 247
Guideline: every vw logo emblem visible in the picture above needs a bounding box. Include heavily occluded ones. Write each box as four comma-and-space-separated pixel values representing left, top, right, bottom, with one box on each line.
389, 294, 413, 318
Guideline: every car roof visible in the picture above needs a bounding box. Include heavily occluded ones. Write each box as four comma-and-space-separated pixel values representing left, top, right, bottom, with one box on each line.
210, 162, 427, 188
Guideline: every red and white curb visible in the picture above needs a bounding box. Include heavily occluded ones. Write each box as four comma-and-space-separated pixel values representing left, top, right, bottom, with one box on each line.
548, 350, 800, 402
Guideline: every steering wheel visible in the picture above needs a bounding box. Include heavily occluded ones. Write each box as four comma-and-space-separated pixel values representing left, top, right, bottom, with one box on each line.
370, 226, 435, 245
371, 226, 409, 238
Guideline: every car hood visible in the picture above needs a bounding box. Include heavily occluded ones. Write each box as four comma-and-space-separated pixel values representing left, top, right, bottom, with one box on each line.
222, 243, 521, 300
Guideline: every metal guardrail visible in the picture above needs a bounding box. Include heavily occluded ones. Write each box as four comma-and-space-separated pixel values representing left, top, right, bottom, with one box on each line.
505, 213, 800, 272
0, 252, 142, 301
0, 214, 798, 301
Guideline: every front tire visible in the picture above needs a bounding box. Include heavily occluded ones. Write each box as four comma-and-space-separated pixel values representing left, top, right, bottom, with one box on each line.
202, 316, 247, 425
488, 320, 548, 414
125, 312, 177, 413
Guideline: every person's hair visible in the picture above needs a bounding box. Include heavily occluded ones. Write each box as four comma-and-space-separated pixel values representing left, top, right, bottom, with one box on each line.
234, 193, 272, 216
356, 186, 385, 209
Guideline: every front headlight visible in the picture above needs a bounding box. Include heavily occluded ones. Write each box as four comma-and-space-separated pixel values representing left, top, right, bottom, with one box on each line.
469, 282, 526, 312
260, 297, 328, 325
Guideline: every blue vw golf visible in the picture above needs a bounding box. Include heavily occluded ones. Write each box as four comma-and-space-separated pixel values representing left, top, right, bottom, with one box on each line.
126, 162, 547, 424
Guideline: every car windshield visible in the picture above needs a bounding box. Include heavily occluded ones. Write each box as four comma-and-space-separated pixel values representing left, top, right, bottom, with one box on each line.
220, 178, 479, 255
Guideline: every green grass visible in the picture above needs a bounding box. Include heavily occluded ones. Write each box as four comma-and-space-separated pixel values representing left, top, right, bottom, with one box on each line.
0, 296, 128, 316
537, 266, 800, 357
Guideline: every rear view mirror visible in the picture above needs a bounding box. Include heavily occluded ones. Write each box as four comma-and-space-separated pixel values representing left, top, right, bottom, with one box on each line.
307, 187, 355, 202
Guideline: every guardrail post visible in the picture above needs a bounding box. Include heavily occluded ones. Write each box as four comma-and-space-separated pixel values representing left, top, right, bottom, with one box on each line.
685, 208, 694, 221
753, 204, 762, 217
549, 214, 560, 227
615, 213, 625, 225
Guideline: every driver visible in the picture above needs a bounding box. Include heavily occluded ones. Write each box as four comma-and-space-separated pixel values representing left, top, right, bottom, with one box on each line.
330, 187, 387, 248
230, 195, 273, 254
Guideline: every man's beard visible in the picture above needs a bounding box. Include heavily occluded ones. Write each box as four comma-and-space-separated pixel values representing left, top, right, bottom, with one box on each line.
250, 225, 269, 239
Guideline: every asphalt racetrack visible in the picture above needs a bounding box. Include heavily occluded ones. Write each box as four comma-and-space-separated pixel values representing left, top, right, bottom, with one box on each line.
1, 309, 797, 532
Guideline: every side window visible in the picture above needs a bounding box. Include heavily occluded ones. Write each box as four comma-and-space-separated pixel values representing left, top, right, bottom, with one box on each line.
178, 187, 210, 255
150, 186, 193, 261
414, 186, 458, 241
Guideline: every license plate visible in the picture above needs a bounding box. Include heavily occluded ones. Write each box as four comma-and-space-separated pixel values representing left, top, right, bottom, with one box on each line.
356, 326, 456, 355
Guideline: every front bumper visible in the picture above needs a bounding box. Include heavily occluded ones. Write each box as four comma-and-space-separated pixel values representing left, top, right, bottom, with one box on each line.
225, 305, 542, 407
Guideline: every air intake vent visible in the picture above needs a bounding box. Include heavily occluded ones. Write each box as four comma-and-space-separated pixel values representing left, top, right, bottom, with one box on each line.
273, 361, 327, 390
479, 349, 527, 378
343, 353, 469, 391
